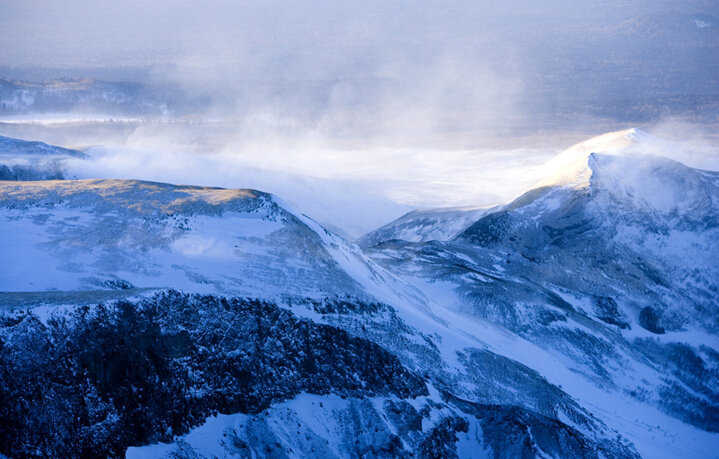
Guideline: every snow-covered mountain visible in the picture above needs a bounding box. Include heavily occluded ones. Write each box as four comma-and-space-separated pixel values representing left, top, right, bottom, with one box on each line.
359, 205, 497, 248
0, 135, 85, 158
0, 178, 391, 301
0, 174, 639, 458
364, 129, 719, 457
457, 128, 719, 335
1, 129, 717, 458
0, 134, 86, 180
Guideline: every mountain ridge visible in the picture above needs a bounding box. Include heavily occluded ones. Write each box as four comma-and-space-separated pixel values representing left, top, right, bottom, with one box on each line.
1, 130, 718, 458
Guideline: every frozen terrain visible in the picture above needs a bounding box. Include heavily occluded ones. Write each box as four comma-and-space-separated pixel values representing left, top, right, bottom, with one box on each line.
0, 129, 717, 458
359, 205, 498, 248
363, 129, 719, 457
0, 179, 375, 300
0, 134, 85, 180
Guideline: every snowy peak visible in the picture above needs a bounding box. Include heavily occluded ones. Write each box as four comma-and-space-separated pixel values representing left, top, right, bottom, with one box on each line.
359, 205, 497, 247
457, 131, 719, 273
529, 128, 719, 218
536, 128, 652, 188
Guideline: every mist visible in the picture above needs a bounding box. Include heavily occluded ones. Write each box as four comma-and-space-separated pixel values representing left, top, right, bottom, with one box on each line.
63, 134, 555, 236
4, 0, 718, 131
2, 0, 719, 234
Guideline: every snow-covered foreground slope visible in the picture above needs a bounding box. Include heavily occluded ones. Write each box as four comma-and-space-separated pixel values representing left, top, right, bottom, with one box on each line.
3, 289, 639, 458
1, 129, 718, 458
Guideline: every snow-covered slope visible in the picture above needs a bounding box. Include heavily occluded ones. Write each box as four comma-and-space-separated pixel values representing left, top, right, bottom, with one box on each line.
2, 129, 718, 458
359, 205, 497, 248
459, 130, 719, 328
0, 135, 85, 158
0, 178, 376, 300
364, 129, 719, 457
0, 174, 642, 458
0, 135, 86, 180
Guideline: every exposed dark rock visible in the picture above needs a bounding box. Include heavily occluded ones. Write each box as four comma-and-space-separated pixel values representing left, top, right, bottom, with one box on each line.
100, 279, 135, 290
383, 399, 423, 437
418, 416, 469, 459
460, 211, 513, 246
537, 309, 568, 326
0, 290, 427, 458
594, 296, 630, 329
639, 306, 665, 334
443, 393, 639, 459
634, 339, 719, 432
287, 296, 390, 315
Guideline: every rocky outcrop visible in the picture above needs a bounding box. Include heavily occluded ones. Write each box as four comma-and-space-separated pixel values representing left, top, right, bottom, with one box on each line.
0, 291, 427, 458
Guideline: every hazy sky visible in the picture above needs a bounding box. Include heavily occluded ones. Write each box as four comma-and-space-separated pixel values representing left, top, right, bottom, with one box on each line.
1, 1, 718, 235
2, 1, 717, 122
2, 0, 521, 68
